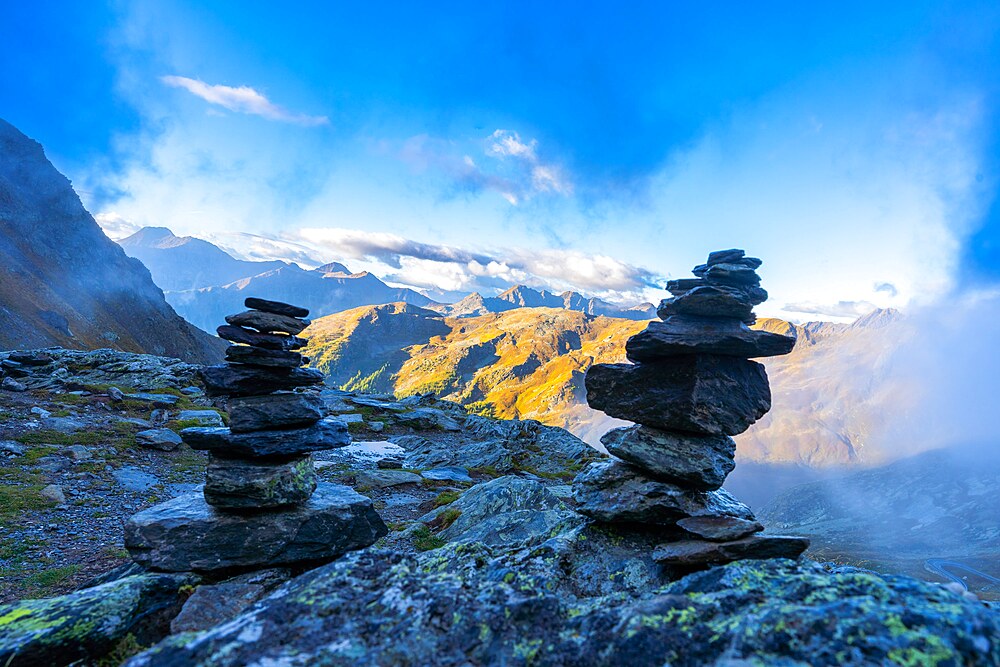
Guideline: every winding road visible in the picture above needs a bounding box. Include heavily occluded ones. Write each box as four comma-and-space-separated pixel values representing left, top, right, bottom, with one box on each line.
925, 559, 1000, 591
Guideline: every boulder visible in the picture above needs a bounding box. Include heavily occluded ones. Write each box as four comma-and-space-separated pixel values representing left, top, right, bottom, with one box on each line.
676, 515, 763, 541
224, 346, 304, 368
170, 582, 266, 634
244, 297, 309, 319
396, 407, 463, 431
355, 469, 423, 489
39, 484, 65, 504
625, 317, 795, 360
601, 425, 735, 490
585, 357, 771, 435
225, 310, 310, 335
181, 418, 349, 458
226, 392, 325, 433
216, 325, 306, 351
651, 534, 809, 566
420, 476, 580, 548
199, 364, 324, 397
0, 573, 194, 666
124, 483, 387, 572
204, 454, 317, 508
2, 377, 27, 392
136, 428, 183, 451
8, 351, 54, 366
657, 285, 757, 321
121, 550, 1000, 667
573, 459, 755, 525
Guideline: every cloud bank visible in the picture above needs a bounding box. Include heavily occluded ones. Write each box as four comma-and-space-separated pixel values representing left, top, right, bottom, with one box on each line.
161, 75, 328, 126
296, 226, 658, 299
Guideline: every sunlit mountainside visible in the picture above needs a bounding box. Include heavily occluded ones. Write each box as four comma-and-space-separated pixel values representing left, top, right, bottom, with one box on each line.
304, 303, 649, 443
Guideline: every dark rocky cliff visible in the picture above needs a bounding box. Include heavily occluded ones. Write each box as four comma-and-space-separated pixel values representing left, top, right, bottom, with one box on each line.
0, 119, 223, 363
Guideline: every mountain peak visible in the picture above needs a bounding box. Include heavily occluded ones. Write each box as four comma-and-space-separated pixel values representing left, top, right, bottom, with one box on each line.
314, 262, 352, 275
850, 308, 901, 331
120, 226, 181, 248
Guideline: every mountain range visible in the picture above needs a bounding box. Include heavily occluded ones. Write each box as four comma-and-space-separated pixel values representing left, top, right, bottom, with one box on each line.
117, 226, 656, 332
301, 301, 908, 470
0, 119, 222, 363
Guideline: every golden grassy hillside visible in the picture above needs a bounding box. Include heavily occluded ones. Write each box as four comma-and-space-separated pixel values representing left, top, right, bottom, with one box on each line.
304, 303, 648, 441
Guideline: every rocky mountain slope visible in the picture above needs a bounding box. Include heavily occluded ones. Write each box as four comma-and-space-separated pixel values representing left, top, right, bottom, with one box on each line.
0, 348, 996, 666
0, 120, 222, 363
740, 310, 903, 467
119, 227, 289, 291
304, 304, 649, 443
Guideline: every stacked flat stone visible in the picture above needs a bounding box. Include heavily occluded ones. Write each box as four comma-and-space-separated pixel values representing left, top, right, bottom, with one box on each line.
573, 250, 809, 569
124, 298, 387, 573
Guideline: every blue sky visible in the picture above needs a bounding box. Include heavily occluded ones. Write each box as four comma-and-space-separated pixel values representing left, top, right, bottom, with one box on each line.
2, 1, 999, 319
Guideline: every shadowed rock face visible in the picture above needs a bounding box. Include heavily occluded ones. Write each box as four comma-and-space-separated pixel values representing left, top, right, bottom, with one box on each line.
573, 460, 755, 524
0, 119, 223, 363
585, 357, 771, 435
122, 547, 1000, 667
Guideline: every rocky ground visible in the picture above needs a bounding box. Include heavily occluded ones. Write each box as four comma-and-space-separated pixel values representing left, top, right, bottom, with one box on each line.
0, 348, 597, 605
1, 348, 998, 666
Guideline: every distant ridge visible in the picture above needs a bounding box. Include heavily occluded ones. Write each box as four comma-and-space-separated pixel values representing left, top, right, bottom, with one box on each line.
428, 284, 655, 320
120, 226, 288, 291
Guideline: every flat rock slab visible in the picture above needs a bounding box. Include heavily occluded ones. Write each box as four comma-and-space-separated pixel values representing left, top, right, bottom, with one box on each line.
114, 466, 160, 492
124, 483, 388, 572
181, 418, 350, 458
225, 346, 304, 368
355, 469, 423, 489
601, 425, 735, 490
200, 364, 324, 397
0, 572, 194, 666
677, 516, 763, 542
573, 459, 755, 525
422, 466, 472, 483
244, 297, 309, 319
657, 285, 757, 322
216, 325, 306, 351
693, 262, 761, 285
626, 318, 795, 360
204, 454, 317, 508
652, 534, 809, 566
136, 428, 183, 451
225, 310, 310, 335
126, 393, 180, 406
227, 393, 325, 433
585, 357, 771, 435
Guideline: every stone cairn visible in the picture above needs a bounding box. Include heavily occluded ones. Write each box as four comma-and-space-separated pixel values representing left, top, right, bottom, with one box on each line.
573, 249, 809, 568
125, 297, 387, 573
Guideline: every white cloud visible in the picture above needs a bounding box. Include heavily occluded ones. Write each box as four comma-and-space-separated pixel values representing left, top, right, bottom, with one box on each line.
487, 129, 537, 159
398, 129, 573, 206
296, 226, 657, 300
161, 75, 328, 126
94, 211, 142, 240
